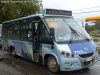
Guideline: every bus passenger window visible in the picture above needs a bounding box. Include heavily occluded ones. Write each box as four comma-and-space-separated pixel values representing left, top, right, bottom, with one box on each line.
15, 21, 20, 29
35, 23, 38, 30
14, 31, 20, 40
23, 20, 28, 29
28, 31, 32, 41
29, 23, 32, 29
28, 31, 31, 37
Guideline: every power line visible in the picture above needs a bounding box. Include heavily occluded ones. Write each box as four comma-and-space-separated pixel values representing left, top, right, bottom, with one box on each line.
73, 10, 100, 14
72, 6, 100, 11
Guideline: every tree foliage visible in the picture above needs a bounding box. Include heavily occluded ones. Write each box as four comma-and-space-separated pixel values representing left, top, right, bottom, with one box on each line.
0, 0, 41, 23
85, 23, 99, 33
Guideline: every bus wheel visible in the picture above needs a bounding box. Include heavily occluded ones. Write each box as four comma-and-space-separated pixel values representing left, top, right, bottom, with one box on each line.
47, 56, 60, 73
11, 49, 17, 58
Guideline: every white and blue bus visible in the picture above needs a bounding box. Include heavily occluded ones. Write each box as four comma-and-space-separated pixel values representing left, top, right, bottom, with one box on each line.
2, 9, 99, 73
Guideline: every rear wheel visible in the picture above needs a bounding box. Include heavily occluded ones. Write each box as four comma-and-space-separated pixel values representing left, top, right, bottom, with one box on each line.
11, 49, 17, 58
0, 45, 2, 49
47, 56, 60, 73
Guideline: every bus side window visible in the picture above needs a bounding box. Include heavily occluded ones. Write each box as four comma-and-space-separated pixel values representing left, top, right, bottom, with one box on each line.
14, 30, 20, 40
8, 23, 14, 39
28, 19, 33, 29
23, 20, 28, 29
28, 31, 32, 41
15, 21, 20, 29
42, 23, 52, 43
29, 23, 32, 29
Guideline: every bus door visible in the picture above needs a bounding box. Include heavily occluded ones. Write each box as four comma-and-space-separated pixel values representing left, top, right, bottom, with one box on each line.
32, 21, 42, 63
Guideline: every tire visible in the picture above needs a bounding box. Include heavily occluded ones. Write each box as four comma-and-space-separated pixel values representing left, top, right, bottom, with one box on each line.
0, 45, 2, 49
11, 49, 17, 58
47, 56, 60, 73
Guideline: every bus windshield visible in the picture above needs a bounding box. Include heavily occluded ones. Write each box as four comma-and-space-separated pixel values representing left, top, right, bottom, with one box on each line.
44, 16, 92, 43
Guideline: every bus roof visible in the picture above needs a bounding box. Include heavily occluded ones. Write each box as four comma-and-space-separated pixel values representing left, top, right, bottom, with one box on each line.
3, 9, 72, 23
3, 14, 43, 23
85, 16, 100, 21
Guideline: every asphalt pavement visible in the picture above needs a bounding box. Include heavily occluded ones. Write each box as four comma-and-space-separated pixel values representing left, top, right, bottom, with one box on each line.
0, 49, 100, 75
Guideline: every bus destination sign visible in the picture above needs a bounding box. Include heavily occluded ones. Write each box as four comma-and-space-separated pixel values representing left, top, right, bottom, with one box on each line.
46, 9, 72, 16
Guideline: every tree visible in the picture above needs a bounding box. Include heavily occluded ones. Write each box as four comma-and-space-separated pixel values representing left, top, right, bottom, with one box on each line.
0, 3, 20, 23
0, 0, 41, 24
16, 0, 40, 17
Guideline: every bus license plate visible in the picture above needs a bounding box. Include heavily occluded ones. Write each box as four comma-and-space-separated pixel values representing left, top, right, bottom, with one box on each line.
86, 57, 92, 61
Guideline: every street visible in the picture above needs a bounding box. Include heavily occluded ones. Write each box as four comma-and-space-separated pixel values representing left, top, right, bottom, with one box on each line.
0, 48, 100, 75
95, 42, 100, 48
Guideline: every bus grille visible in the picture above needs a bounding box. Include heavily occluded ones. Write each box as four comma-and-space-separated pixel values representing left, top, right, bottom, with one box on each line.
83, 61, 91, 66
79, 52, 94, 58
83, 59, 94, 66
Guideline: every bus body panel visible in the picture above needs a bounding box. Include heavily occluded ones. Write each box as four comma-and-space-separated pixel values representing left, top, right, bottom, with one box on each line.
68, 41, 95, 55
8, 40, 34, 60
42, 41, 98, 71
59, 51, 98, 71
60, 57, 82, 71
42, 44, 60, 65
53, 41, 98, 71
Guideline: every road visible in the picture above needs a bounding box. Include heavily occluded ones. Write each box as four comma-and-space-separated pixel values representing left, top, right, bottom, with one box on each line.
95, 42, 100, 48
0, 49, 100, 75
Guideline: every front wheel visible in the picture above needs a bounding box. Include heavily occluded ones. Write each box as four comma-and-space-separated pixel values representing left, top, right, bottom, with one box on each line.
47, 56, 60, 73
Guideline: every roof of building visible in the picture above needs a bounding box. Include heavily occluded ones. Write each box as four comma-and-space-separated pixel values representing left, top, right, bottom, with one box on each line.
85, 16, 100, 21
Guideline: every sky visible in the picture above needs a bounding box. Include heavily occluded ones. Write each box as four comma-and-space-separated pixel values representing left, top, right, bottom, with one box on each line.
42, 0, 100, 26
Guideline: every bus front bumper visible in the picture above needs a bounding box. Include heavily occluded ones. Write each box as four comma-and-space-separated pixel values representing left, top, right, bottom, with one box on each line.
59, 52, 99, 71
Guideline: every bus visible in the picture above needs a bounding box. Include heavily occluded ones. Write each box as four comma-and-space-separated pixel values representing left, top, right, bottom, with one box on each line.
2, 9, 99, 73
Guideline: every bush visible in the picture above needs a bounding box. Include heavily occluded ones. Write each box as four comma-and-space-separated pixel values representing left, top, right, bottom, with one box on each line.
97, 48, 100, 53
90, 30, 98, 34
93, 39, 99, 42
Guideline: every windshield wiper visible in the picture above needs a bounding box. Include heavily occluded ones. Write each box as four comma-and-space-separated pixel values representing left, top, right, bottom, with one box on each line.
63, 19, 90, 42
73, 30, 90, 41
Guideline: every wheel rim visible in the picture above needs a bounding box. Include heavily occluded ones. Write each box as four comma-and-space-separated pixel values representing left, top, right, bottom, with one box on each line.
48, 58, 58, 72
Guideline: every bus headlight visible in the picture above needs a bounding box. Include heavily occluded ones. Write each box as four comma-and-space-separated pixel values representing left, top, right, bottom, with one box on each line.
61, 51, 65, 55
59, 50, 74, 58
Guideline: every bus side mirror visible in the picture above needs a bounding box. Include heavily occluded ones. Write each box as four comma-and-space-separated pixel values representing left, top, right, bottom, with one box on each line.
50, 28, 54, 49
50, 28, 54, 36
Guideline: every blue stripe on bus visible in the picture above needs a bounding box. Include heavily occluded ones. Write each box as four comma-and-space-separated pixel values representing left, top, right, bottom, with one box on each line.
68, 42, 95, 55
13, 41, 32, 60
21, 42, 32, 60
